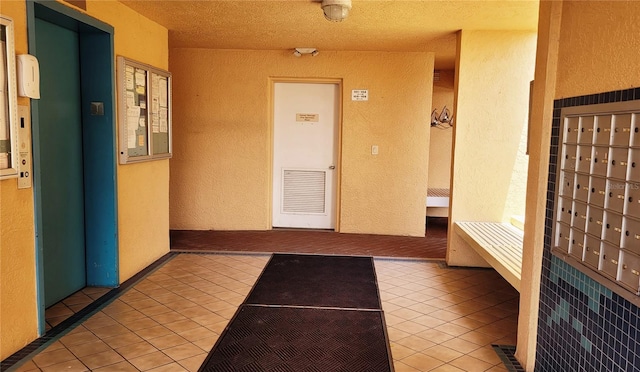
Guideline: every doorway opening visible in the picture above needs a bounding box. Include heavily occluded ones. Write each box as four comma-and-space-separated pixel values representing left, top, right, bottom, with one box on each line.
27, 1, 118, 334
272, 81, 341, 230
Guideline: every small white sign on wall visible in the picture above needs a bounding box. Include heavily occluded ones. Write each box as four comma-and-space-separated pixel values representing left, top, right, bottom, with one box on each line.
296, 113, 319, 122
352, 89, 368, 101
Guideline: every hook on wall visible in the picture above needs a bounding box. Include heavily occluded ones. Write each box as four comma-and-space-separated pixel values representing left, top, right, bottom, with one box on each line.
431, 106, 454, 129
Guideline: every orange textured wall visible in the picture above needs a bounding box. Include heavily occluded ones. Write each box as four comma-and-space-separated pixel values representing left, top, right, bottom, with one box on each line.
447, 30, 537, 266
0, 0, 169, 359
555, 1, 640, 98
0, 0, 38, 360
170, 49, 433, 237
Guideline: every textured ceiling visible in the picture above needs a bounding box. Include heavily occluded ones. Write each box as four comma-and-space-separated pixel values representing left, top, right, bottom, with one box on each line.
119, 0, 539, 69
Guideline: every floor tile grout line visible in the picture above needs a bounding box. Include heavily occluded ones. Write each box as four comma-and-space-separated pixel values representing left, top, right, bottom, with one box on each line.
0, 252, 178, 372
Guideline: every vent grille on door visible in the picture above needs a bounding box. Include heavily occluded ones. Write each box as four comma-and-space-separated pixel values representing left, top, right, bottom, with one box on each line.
282, 170, 326, 214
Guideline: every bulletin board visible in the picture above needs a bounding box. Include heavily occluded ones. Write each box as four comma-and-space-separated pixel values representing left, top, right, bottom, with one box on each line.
117, 56, 171, 164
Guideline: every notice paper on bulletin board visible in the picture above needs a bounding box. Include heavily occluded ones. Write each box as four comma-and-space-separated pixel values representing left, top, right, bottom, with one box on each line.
117, 56, 172, 164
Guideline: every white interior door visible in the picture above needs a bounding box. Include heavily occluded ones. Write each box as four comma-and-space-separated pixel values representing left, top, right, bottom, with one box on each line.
272, 82, 339, 229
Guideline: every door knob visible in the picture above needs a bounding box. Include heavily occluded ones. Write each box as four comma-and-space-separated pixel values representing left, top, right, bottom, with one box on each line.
329, 165, 336, 169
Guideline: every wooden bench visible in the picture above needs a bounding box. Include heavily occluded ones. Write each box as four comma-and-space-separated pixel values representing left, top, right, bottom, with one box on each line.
453, 221, 523, 292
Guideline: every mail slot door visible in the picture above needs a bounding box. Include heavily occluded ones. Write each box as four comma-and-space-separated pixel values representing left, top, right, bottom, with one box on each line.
622, 217, 640, 256
606, 180, 626, 214
563, 145, 578, 172
579, 116, 595, 145
573, 202, 588, 232
577, 146, 592, 174
603, 211, 623, 246
556, 223, 571, 254
589, 176, 607, 208
631, 114, 640, 148
586, 206, 604, 238
559, 171, 575, 198
592, 146, 609, 177
628, 149, 640, 181
612, 113, 632, 147
594, 115, 612, 146
625, 183, 640, 217
575, 173, 590, 203
570, 229, 586, 261
564, 117, 579, 144
558, 197, 574, 225
619, 251, 640, 294
584, 236, 602, 269
600, 242, 621, 280
608, 147, 629, 180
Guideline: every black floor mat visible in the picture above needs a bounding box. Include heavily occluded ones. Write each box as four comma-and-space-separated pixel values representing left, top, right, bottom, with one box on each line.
199, 305, 392, 372
245, 254, 381, 309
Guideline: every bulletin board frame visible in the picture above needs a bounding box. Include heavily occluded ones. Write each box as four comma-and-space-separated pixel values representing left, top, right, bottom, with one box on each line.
117, 56, 172, 164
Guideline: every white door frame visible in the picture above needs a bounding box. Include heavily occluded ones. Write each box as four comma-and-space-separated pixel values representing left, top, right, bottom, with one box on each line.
269, 78, 342, 231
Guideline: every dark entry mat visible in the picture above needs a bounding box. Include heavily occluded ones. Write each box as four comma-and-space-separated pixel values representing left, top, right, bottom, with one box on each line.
199, 305, 392, 372
245, 254, 381, 309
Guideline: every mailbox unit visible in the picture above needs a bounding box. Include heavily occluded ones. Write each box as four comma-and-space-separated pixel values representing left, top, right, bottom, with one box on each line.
553, 101, 640, 298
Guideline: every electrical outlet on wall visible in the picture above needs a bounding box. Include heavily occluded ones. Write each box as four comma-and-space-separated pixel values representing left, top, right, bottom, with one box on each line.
371, 145, 379, 155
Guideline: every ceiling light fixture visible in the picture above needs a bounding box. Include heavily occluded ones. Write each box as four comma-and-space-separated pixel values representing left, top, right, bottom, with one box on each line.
293, 48, 319, 57
321, 0, 352, 22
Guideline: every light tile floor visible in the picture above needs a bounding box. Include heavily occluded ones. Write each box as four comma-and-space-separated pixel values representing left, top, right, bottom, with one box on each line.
45, 288, 111, 331
13, 253, 518, 371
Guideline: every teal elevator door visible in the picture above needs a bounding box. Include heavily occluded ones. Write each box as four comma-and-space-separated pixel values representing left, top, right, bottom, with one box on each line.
35, 18, 87, 307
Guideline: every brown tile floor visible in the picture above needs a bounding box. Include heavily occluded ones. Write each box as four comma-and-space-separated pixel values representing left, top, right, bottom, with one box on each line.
170, 217, 448, 259
22, 222, 519, 371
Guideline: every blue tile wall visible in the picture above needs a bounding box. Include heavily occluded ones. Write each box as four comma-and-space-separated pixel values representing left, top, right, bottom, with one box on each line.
537, 87, 640, 371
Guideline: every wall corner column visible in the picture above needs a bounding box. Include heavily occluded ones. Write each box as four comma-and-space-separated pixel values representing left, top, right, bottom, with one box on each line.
516, 1, 563, 370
